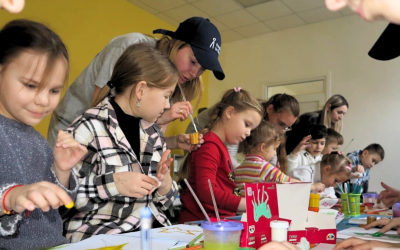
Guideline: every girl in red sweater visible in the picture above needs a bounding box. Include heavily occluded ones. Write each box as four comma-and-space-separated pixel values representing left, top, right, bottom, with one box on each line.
178, 88, 264, 223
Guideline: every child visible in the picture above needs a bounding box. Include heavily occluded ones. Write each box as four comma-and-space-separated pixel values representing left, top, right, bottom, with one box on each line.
235, 121, 325, 196
0, 19, 86, 250
64, 43, 179, 243
178, 88, 263, 223
292, 152, 352, 198
322, 128, 344, 155
348, 143, 385, 194
287, 124, 327, 174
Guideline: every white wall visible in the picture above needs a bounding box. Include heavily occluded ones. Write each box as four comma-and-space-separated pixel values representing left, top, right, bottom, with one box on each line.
209, 16, 400, 192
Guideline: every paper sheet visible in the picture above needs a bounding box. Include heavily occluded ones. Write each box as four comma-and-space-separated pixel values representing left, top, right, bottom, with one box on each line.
56, 235, 177, 250
311, 243, 336, 250
337, 227, 400, 243
117, 224, 203, 243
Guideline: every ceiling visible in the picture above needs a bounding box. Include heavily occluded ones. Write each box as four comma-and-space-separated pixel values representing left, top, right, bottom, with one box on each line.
127, 0, 355, 43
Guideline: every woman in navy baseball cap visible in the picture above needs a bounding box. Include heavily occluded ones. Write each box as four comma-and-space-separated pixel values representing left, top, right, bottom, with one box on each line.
48, 17, 224, 153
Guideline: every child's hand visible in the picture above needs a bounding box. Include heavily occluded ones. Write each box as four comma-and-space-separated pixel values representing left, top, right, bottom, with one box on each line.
4, 182, 74, 214
333, 237, 399, 250
291, 135, 311, 155
177, 133, 204, 152
365, 217, 400, 234
258, 241, 301, 250
157, 150, 173, 189
311, 182, 325, 192
113, 172, 160, 198
356, 165, 365, 173
53, 130, 88, 172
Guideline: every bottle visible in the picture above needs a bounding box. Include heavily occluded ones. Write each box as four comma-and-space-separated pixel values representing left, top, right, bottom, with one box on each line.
270, 220, 289, 242
308, 193, 320, 212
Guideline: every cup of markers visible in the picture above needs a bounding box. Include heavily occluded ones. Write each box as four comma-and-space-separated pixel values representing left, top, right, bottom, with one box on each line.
337, 182, 362, 216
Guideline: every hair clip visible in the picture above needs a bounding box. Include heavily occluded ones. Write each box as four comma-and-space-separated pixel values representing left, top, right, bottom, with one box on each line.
234, 87, 242, 93
345, 166, 351, 171
329, 151, 342, 155
107, 81, 114, 89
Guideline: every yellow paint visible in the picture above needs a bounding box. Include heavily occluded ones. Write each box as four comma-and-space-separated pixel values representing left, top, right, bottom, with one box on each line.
87, 243, 128, 250
65, 201, 74, 209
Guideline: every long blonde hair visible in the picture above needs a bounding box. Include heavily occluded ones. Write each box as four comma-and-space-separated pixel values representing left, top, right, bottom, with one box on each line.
178, 88, 264, 185
320, 95, 349, 133
156, 36, 203, 109
91, 43, 178, 107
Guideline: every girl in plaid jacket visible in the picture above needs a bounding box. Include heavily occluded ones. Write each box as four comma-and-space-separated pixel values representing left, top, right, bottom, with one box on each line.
64, 43, 179, 243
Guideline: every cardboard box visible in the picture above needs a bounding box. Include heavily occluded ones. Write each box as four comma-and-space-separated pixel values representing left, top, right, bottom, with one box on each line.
220, 183, 337, 249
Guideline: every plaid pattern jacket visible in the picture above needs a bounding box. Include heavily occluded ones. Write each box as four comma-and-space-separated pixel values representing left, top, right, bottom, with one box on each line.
64, 97, 178, 243
347, 150, 369, 184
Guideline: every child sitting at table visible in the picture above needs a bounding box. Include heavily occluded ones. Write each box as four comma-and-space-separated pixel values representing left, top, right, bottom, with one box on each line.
322, 128, 344, 155
234, 121, 325, 197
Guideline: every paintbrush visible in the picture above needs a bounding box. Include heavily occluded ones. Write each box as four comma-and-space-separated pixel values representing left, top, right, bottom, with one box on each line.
177, 83, 198, 132
342, 138, 354, 152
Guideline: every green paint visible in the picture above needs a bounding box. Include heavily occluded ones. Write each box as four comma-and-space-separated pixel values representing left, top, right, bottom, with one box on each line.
252, 186, 271, 222
354, 232, 400, 239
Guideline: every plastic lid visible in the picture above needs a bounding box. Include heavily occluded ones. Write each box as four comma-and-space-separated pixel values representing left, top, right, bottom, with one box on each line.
362, 193, 377, 198
201, 221, 243, 232
238, 248, 256, 250
310, 193, 320, 198
270, 220, 289, 229
140, 207, 152, 218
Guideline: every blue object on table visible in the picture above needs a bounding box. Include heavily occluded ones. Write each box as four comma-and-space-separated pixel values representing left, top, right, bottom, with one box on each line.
141, 207, 152, 250
337, 214, 392, 231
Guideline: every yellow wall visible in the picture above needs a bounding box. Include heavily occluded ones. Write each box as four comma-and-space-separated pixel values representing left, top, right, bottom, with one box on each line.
0, 0, 209, 139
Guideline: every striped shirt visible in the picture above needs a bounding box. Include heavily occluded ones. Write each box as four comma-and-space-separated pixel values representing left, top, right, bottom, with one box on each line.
64, 97, 178, 243
234, 155, 292, 197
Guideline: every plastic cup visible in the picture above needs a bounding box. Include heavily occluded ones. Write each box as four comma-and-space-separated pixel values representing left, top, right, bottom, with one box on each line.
270, 220, 289, 242
190, 132, 199, 145
393, 203, 400, 217
348, 194, 361, 216
362, 193, 378, 208
201, 221, 243, 250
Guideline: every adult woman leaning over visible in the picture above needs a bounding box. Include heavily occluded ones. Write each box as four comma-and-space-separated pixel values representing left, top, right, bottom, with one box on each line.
48, 17, 224, 152
187, 93, 300, 173
285, 94, 349, 155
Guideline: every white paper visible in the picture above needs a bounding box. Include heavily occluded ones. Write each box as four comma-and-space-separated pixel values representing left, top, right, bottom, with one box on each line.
277, 183, 311, 231
337, 227, 400, 243
305, 211, 336, 230
58, 235, 177, 250
118, 224, 203, 243
241, 212, 248, 222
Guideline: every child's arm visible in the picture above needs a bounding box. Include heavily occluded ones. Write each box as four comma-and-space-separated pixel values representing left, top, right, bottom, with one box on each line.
0, 182, 73, 236
261, 162, 292, 183
195, 144, 242, 212
287, 136, 311, 173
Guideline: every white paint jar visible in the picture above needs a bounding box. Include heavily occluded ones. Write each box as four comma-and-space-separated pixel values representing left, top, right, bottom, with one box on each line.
270, 220, 289, 242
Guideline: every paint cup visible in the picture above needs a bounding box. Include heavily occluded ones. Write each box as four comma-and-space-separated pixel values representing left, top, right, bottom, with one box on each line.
367, 216, 377, 224
270, 220, 289, 242
392, 203, 400, 218
362, 193, 378, 208
308, 193, 320, 212
190, 132, 199, 145
201, 221, 243, 250
348, 194, 361, 216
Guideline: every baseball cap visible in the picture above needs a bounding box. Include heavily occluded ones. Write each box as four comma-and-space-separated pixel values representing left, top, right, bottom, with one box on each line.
153, 16, 225, 80
369, 23, 400, 61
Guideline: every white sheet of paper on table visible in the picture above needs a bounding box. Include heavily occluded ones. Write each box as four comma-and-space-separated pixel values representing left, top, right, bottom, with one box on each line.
337, 227, 400, 243
116, 224, 203, 244
57, 235, 177, 250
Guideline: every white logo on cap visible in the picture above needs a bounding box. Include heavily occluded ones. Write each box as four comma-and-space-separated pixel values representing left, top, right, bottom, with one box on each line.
210, 38, 216, 49
210, 38, 221, 55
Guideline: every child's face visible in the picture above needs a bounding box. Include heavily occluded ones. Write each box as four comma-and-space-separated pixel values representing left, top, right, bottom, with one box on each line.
321, 169, 349, 188
322, 142, 341, 155
361, 151, 382, 169
306, 138, 326, 156
260, 141, 280, 162
0, 52, 67, 126
137, 83, 176, 123
224, 108, 262, 145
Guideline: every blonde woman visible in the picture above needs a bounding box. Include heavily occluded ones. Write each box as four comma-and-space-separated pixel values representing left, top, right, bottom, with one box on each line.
48, 17, 224, 151
285, 94, 349, 155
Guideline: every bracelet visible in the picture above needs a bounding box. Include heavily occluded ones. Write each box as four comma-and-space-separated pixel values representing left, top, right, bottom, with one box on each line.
2, 184, 22, 215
